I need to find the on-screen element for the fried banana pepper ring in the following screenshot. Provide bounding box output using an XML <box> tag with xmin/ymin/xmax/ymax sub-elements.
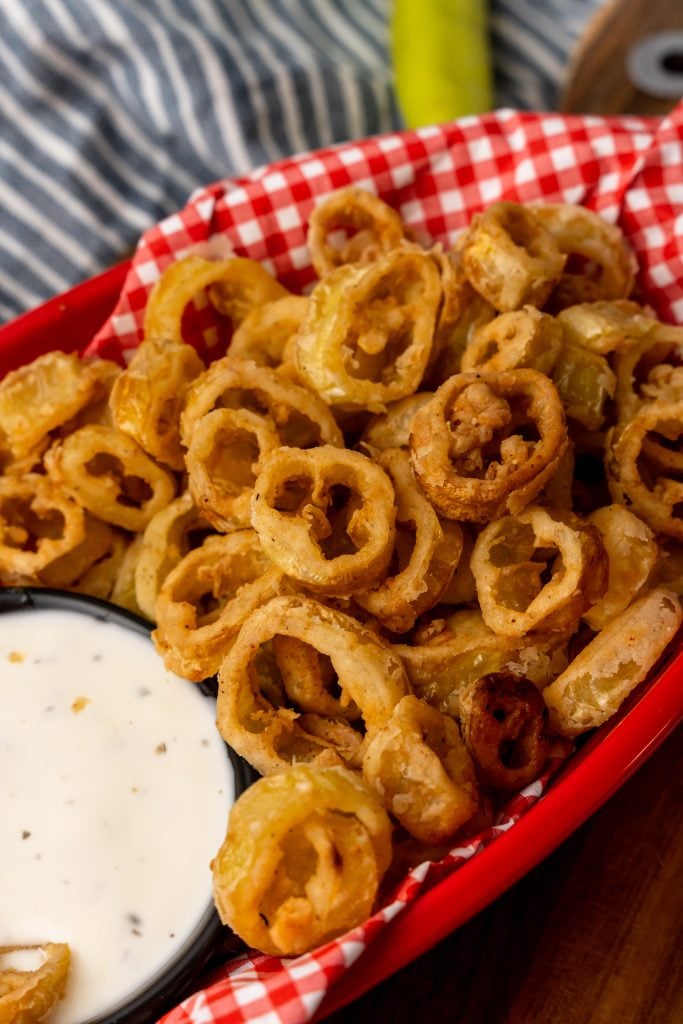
<box><xmin>395</xmin><ymin>609</ymin><xmax>567</xmax><ymax>718</ymax></box>
<box><xmin>362</xmin><ymin>695</ymin><xmax>478</xmax><ymax>844</ymax></box>
<box><xmin>614</xmin><ymin>323</ymin><xmax>683</xmax><ymax>424</ymax></box>
<box><xmin>360</xmin><ymin>393</ymin><xmax>434</xmax><ymax>456</ymax></box>
<box><xmin>458</xmin><ymin>673</ymin><xmax>550</xmax><ymax>792</ymax></box>
<box><xmin>307</xmin><ymin>187</ymin><xmax>406</xmax><ymax>278</ymax></box>
<box><xmin>551</xmin><ymin>341</ymin><xmax>616</xmax><ymax>431</ymax></box>
<box><xmin>532</xmin><ymin>203</ymin><xmax>637</xmax><ymax>309</ymax></box>
<box><xmin>584</xmin><ymin>505</ymin><xmax>658</xmax><ymax>631</ymax></box>
<box><xmin>144</xmin><ymin>255</ymin><xmax>288</xmax><ymax>343</ymax></box>
<box><xmin>134</xmin><ymin>492</ymin><xmax>210</xmax><ymax>622</ymax></box>
<box><xmin>271</xmin><ymin>635</ymin><xmax>361</xmax><ymax>721</ymax></box>
<box><xmin>211</xmin><ymin>763</ymin><xmax>392</xmax><ymax>957</ymax></box>
<box><xmin>460</xmin><ymin>202</ymin><xmax>566</xmax><ymax>312</ymax></box>
<box><xmin>0</xmin><ymin>943</ymin><xmax>71</xmax><ymax>1024</ymax></box>
<box><xmin>251</xmin><ymin>445</ymin><xmax>396</xmax><ymax>596</ymax></box>
<box><xmin>216</xmin><ymin>595</ymin><xmax>409</xmax><ymax>774</ymax></box>
<box><xmin>180</xmin><ymin>356</ymin><xmax>342</xmax><ymax>450</ymax></box>
<box><xmin>410</xmin><ymin>369</ymin><xmax>568</xmax><ymax>521</ymax></box>
<box><xmin>355</xmin><ymin>449</ymin><xmax>463</xmax><ymax>632</ymax></box>
<box><xmin>295</xmin><ymin>246</ymin><xmax>441</xmax><ymax>412</ymax></box>
<box><xmin>461</xmin><ymin>306</ymin><xmax>563</xmax><ymax>376</ymax></box>
<box><xmin>544</xmin><ymin>587</ymin><xmax>682</xmax><ymax>735</ymax></box>
<box><xmin>153</xmin><ymin>531</ymin><xmax>288</xmax><ymax>681</ymax></box>
<box><xmin>45</xmin><ymin>425</ymin><xmax>176</xmax><ymax>532</ymax></box>
<box><xmin>0</xmin><ymin>351</ymin><xmax>116</xmax><ymax>461</ymax></box>
<box><xmin>606</xmin><ymin>400</ymin><xmax>683</xmax><ymax>540</ymax></box>
<box><xmin>424</xmin><ymin>248</ymin><xmax>495</xmax><ymax>387</ymax></box>
<box><xmin>109</xmin><ymin>337</ymin><xmax>204</xmax><ymax>470</ymax></box>
<box><xmin>471</xmin><ymin>505</ymin><xmax>608</xmax><ymax>637</ymax></box>
<box><xmin>228</xmin><ymin>295</ymin><xmax>309</xmax><ymax>374</ymax></box>
<box><xmin>186</xmin><ymin>407</ymin><xmax>281</xmax><ymax>532</ymax></box>
<box><xmin>557</xmin><ymin>300</ymin><xmax>656</xmax><ymax>355</ymax></box>
<box><xmin>0</xmin><ymin>474</ymin><xmax>89</xmax><ymax>582</ymax></box>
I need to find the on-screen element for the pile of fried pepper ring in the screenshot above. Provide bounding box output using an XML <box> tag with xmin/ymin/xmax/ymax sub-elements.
<box><xmin>1</xmin><ymin>190</ymin><xmax>683</xmax><ymax>989</ymax></box>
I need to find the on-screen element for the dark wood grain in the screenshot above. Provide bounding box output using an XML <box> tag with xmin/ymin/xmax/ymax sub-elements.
<box><xmin>324</xmin><ymin>726</ymin><xmax>683</xmax><ymax>1023</ymax></box>
<box><xmin>561</xmin><ymin>0</ymin><xmax>683</xmax><ymax>115</ymax></box>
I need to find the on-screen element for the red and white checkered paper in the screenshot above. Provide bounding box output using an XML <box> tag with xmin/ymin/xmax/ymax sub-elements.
<box><xmin>84</xmin><ymin>104</ymin><xmax>683</xmax><ymax>1023</ymax></box>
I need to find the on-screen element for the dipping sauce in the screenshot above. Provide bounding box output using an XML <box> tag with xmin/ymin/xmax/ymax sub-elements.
<box><xmin>0</xmin><ymin>607</ymin><xmax>234</xmax><ymax>1024</ymax></box>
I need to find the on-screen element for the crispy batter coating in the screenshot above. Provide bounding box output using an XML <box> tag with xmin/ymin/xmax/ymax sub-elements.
<box><xmin>0</xmin><ymin>943</ymin><xmax>71</xmax><ymax>1024</ymax></box>
<box><xmin>211</xmin><ymin>764</ymin><xmax>392</xmax><ymax>956</ymax></box>
<box><xmin>460</xmin><ymin>202</ymin><xmax>566</xmax><ymax>312</ymax></box>
<box><xmin>153</xmin><ymin>531</ymin><xmax>289</xmax><ymax>681</ymax></box>
<box><xmin>606</xmin><ymin>400</ymin><xmax>683</xmax><ymax>540</ymax></box>
<box><xmin>410</xmin><ymin>369</ymin><xmax>568</xmax><ymax>521</ymax></box>
<box><xmin>471</xmin><ymin>505</ymin><xmax>608</xmax><ymax>637</ymax></box>
<box><xmin>362</xmin><ymin>695</ymin><xmax>478</xmax><ymax>843</ymax></box>
<box><xmin>459</xmin><ymin>673</ymin><xmax>550</xmax><ymax>792</ymax></box>
<box><xmin>109</xmin><ymin>336</ymin><xmax>204</xmax><ymax>470</ymax></box>
<box><xmin>216</xmin><ymin>594</ymin><xmax>409</xmax><ymax>774</ymax></box>
<box><xmin>544</xmin><ymin>588</ymin><xmax>682</xmax><ymax>734</ymax></box>
<box><xmin>307</xmin><ymin>187</ymin><xmax>406</xmax><ymax>277</ymax></box>
<box><xmin>251</xmin><ymin>445</ymin><xmax>396</xmax><ymax>596</ymax></box>
<box><xmin>355</xmin><ymin>448</ymin><xmax>463</xmax><ymax>632</ymax></box>
<box><xmin>295</xmin><ymin>246</ymin><xmax>441</xmax><ymax>412</ymax></box>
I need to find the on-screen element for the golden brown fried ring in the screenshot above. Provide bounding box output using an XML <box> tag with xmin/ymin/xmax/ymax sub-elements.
<box><xmin>186</xmin><ymin>407</ymin><xmax>281</xmax><ymax>532</ymax></box>
<box><xmin>153</xmin><ymin>531</ymin><xmax>288</xmax><ymax>681</ymax></box>
<box><xmin>471</xmin><ymin>505</ymin><xmax>608</xmax><ymax>637</ymax></box>
<box><xmin>439</xmin><ymin>522</ymin><xmax>478</xmax><ymax>605</ymax></box>
<box><xmin>551</xmin><ymin>341</ymin><xmax>616</xmax><ymax>431</ymax></box>
<box><xmin>0</xmin><ymin>942</ymin><xmax>71</xmax><ymax>1024</ymax></box>
<box><xmin>134</xmin><ymin>493</ymin><xmax>210</xmax><ymax>622</ymax></box>
<box><xmin>144</xmin><ymin>255</ymin><xmax>288</xmax><ymax>343</ymax></box>
<box><xmin>295</xmin><ymin>247</ymin><xmax>441</xmax><ymax>412</ymax></box>
<box><xmin>584</xmin><ymin>505</ymin><xmax>658</xmax><ymax>630</ymax></box>
<box><xmin>109</xmin><ymin>337</ymin><xmax>204</xmax><ymax>469</ymax></box>
<box><xmin>606</xmin><ymin>400</ymin><xmax>683</xmax><ymax>540</ymax></box>
<box><xmin>544</xmin><ymin>587</ymin><xmax>682</xmax><ymax>735</ymax></box>
<box><xmin>0</xmin><ymin>351</ymin><xmax>113</xmax><ymax>460</ymax></box>
<box><xmin>73</xmin><ymin>529</ymin><xmax>130</xmax><ymax>603</ymax></box>
<box><xmin>460</xmin><ymin>202</ymin><xmax>566</xmax><ymax>312</ymax></box>
<box><xmin>362</xmin><ymin>695</ymin><xmax>478</xmax><ymax>844</ymax></box>
<box><xmin>410</xmin><ymin>369</ymin><xmax>568</xmax><ymax>522</ymax></box>
<box><xmin>251</xmin><ymin>445</ymin><xmax>396</xmax><ymax>596</ymax></box>
<box><xmin>38</xmin><ymin>516</ymin><xmax>114</xmax><ymax>590</ymax></box>
<box><xmin>557</xmin><ymin>300</ymin><xmax>656</xmax><ymax>355</ymax></box>
<box><xmin>307</xmin><ymin>187</ymin><xmax>406</xmax><ymax>277</ymax></box>
<box><xmin>461</xmin><ymin>306</ymin><xmax>563</xmax><ymax>375</ymax></box>
<box><xmin>0</xmin><ymin>474</ymin><xmax>88</xmax><ymax>582</ymax></box>
<box><xmin>109</xmin><ymin>533</ymin><xmax>146</xmax><ymax>617</ymax></box>
<box><xmin>614</xmin><ymin>323</ymin><xmax>683</xmax><ymax>424</ymax></box>
<box><xmin>211</xmin><ymin>763</ymin><xmax>392</xmax><ymax>957</ymax></box>
<box><xmin>271</xmin><ymin>635</ymin><xmax>361</xmax><ymax>721</ymax></box>
<box><xmin>424</xmin><ymin>247</ymin><xmax>495</xmax><ymax>387</ymax></box>
<box><xmin>228</xmin><ymin>295</ymin><xmax>309</xmax><ymax>374</ymax></box>
<box><xmin>180</xmin><ymin>355</ymin><xmax>342</xmax><ymax>450</ymax></box>
<box><xmin>532</xmin><ymin>204</ymin><xmax>637</xmax><ymax>309</ymax></box>
<box><xmin>359</xmin><ymin>393</ymin><xmax>434</xmax><ymax>456</ymax></box>
<box><xmin>216</xmin><ymin>595</ymin><xmax>409</xmax><ymax>775</ymax></box>
<box><xmin>395</xmin><ymin>609</ymin><xmax>568</xmax><ymax>719</ymax></box>
<box><xmin>45</xmin><ymin>425</ymin><xmax>176</xmax><ymax>532</ymax></box>
<box><xmin>355</xmin><ymin>448</ymin><xmax>463</xmax><ymax>632</ymax></box>
<box><xmin>458</xmin><ymin>673</ymin><xmax>550</xmax><ymax>792</ymax></box>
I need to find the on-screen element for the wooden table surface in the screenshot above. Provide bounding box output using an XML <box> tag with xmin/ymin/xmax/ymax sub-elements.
<box><xmin>325</xmin><ymin>725</ymin><xmax>682</xmax><ymax>1024</ymax></box>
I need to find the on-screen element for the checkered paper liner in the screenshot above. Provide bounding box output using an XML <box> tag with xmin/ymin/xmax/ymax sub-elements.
<box><xmin>87</xmin><ymin>102</ymin><xmax>683</xmax><ymax>363</ymax></box>
<box><xmin>83</xmin><ymin>104</ymin><xmax>683</xmax><ymax>1023</ymax></box>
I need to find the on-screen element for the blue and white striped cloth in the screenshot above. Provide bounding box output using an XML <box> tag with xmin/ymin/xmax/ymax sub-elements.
<box><xmin>0</xmin><ymin>0</ymin><xmax>600</xmax><ymax>323</ymax></box>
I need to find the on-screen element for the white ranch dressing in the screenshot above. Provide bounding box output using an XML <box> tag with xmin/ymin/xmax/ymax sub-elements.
<box><xmin>0</xmin><ymin>608</ymin><xmax>234</xmax><ymax>1024</ymax></box>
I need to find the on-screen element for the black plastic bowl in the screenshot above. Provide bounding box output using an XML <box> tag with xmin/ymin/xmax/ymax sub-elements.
<box><xmin>0</xmin><ymin>586</ymin><xmax>256</xmax><ymax>1024</ymax></box>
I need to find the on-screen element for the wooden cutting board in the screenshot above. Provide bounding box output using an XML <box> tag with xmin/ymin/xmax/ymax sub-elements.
<box><xmin>561</xmin><ymin>0</ymin><xmax>683</xmax><ymax>115</ymax></box>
